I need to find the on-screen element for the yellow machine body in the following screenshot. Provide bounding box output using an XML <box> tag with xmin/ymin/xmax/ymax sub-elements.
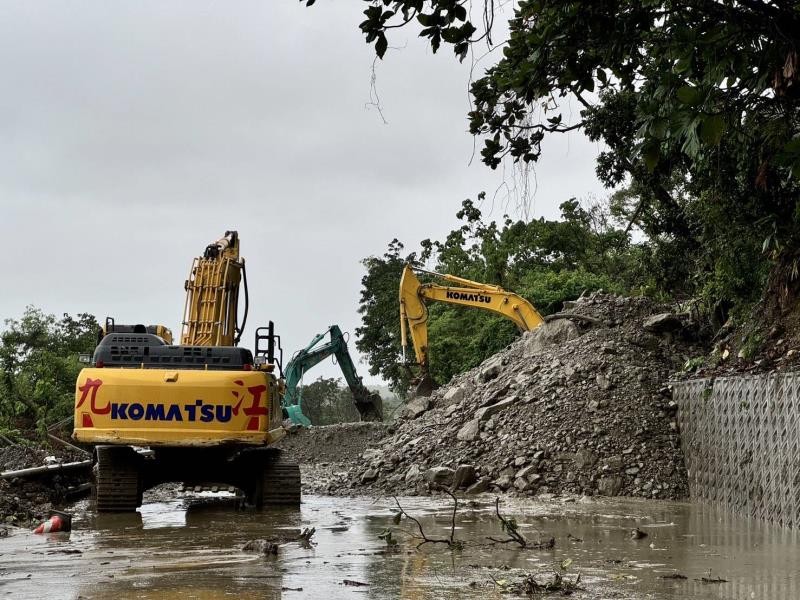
<box><xmin>399</xmin><ymin>264</ymin><xmax>545</xmax><ymax>370</ymax></box>
<box><xmin>73</xmin><ymin>367</ymin><xmax>285</xmax><ymax>447</ymax></box>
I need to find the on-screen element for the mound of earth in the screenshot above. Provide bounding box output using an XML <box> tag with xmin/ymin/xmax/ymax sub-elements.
<box><xmin>320</xmin><ymin>293</ymin><xmax>706</xmax><ymax>500</ymax></box>
<box><xmin>0</xmin><ymin>442</ymin><xmax>89</xmax><ymax>527</ymax></box>
<box><xmin>276</xmin><ymin>422</ymin><xmax>388</xmax><ymax>494</ymax></box>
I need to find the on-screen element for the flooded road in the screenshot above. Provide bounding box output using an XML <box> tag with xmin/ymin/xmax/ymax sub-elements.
<box><xmin>1</xmin><ymin>492</ymin><xmax>798</xmax><ymax>599</ymax></box>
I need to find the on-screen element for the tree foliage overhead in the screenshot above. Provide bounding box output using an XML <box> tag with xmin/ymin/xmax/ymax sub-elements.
<box><xmin>308</xmin><ymin>0</ymin><xmax>800</xmax><ymax>313</ymax></box>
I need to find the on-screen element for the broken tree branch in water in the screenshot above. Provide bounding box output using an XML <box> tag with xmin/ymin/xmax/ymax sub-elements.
<box><xmin>487</xmin><ymin>497</ymin><xmax>555</xmax><ymax>550</ymax></box>
<box><xmin>392</xmin><ymin>487</ymin><xmax>462</xmax><ymax>550</ymax></box>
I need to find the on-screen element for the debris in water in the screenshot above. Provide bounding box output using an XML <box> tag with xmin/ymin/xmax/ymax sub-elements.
<box><xmin>660</xmin><ymin>573</ymin><xmax>688</xmax><ymax>580</ymax></box>
<box><xmin>630</xmin><ymin>527</ymin><xmax>648</xmax><ymax>539</ymax></box>
<box><xmin>342</xmin><ymin>579</ymin><xmax>369</xmax><ymax>587</ymax></box>
<box><xmin>33</xmin><ymin>511</ymin><xmax>71</xmax><ymax>534</ymax></box>
<box><xmin>242</xmin><ymin>539</ymin><xmax>279</xmax><ymax>555</ymax></box>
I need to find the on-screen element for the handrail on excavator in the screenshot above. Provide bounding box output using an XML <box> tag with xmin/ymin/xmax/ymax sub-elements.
<box><xmin>399</xmin><ymin>264</ymin><xmax>544</xmax><ymax>395</ymax></box>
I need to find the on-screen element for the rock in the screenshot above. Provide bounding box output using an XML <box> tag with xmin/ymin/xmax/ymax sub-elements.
<box><xmin>475</xmin><ymin>396</ymin><xmax>518</xmax><ymax>421</ymax></box>
<box><xmin>643</xmin><ymin>313</ymin><xmax>683</xmax><ymax>334</ymax></box>
<box><xmin>596</xmin><ymin>373</ymin><xmax>614</xmax><ymax>390</ymax></box>
<box><xmin>479</xmin><ymin>355</ymin><xmax>505</xmax><ymax>382</ymax></box>
<box><xmin>361</xmin><ymin>449</ymin><xmax>382</xmax><ymax>461</ymax></box>
<box><xmin>442</xmin><ymin>386</ymin><xmax>466</xmax><ymax>406</ymax></box>
<box><xmin>465</xmin><ymin>478</ymin><xmax>491</xmax><ymax>495</ymax></box>
<box><xmin>514</xmin><ymin>477</ymin><xmax>530</xmax><ymax>491</ymax></box>
<box><xmin>403</xmin><ymin>397</ymin><xmax>431</xmax><ymax>419</ymax></box>
<box><xmin>424</xmin><ymin>466</ymin><xmax>455</xmax><ymax>486</ymax></box>
<box><xmin>597</xmin><ymin>476</ymin><xmax>623</xmax><ymax>496</ymax></box>
<box><xmin>525</xmin><ymin>319</ymin><xmax>580</xmax><ymax>354</ymax></box>
<box><xmin>361</xmin><ymin>469</ymin><xmax>378</xmax><ymax>484</ymax></box>
<box><xmin>573</xmin><ymin>449</ymin><xmax>596</xmax><ymax>470</ymax></box>
<box><xmin>493</xmin><ymin>475</ymin><xmax>513</xmax><ymax>490</ymax></box>
<box><xmin>457</xmin><ymin>419</ymin><xmax>481</xmax><ymax>442</ymax></box>
<box><xmin>515</xmin><ymin>465</ymin><xmax>537</xmax><ymax>480</ymax></box>
<box><xmin>452</xmin><ymin>464</ymin><xmax>477</xmax><ymax>489</ymax></box>
<box><xmin>404</xmin><ymin>465</ymin><xmax>422</xmax><ymax>483</ymax></box>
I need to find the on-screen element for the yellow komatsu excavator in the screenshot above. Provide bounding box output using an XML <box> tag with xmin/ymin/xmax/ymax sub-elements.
<box><xmin>73</xmin><ymin>231</ymin><xmax>299</xmax><ymax>512</ymax></box>
<box><xmin>399</xmin><ymin>264</ymin><xmax>545</xmax><ymax>395</ymax></box>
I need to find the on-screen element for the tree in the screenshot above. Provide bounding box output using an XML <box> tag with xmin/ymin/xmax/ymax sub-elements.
<box><xmin>0</xmin><ymin>308</ymin><xmax>99</xmax><ymax>436</ymax></box>
<box><xmin>358</xmin><ymin>197</ymin><xmax>636</xmax><ymax>388</ymax></box>
<box><xmin>299</xmin><ymin>376</ymin><xmax>361</xmax><ymax>425</ymax></box>
<box><xmin>355</xmin><ymin>239</ymin><xmax>418</xmax><ymax>395</ymax></box>
<box><xmin>311</xmin><ymin>0</ymin><xmax>800</xmax><ymax>316</ymax></box>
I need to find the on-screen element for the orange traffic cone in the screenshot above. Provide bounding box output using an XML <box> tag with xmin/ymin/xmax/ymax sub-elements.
<box><xmin>33</xmin><ymin>511</ymin><xmax>72</xmax><ymax>534</ymax></box>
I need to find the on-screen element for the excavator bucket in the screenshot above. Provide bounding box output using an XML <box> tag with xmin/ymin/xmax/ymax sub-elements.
<box><xmin>355</xmin><ymin>393</ymin><xmax>384</xmax><ymax>422</ymax></box>
<box><xmin>285</xmin><ymin>404</ymin><xmax>312</xmax><ymax>427</ymax></box>
<box><xmin>413</xmin><ymin>374</ymin><xmax>437</xmax><ymax>398</ymax></box>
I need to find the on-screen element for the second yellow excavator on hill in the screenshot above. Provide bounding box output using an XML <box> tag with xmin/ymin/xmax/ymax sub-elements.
<box><xmin>399</xmin><ymin>264</ymin><xmax>545</xmax><ymax>394</ymax></box>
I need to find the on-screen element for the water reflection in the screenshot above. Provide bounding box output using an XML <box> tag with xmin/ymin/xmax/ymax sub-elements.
<box><xmin>1</xmin><ymin>494</ymin><xmax>797</xmax><ymax>599</ymax></box>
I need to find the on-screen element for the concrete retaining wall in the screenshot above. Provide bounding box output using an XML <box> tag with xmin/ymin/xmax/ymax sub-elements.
<box><xmin>673</xmin><ymin>372</ymin><xmax>800</xmax><ymax>528</ymax></box>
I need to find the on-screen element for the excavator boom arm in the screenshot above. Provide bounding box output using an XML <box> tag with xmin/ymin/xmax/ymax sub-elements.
<box><xmin>399</xmin><ymin>264</ymin><xmax>544</xmax><ymax>373</ymax></box>
<box><xmin>180</xmin><ymin>231</ymin><xmax>248</xmax><ymax>347</ymax></box>
<box><xmin>283</xmin><ymin>326</ymin><xmax>382</xmax><ymax>423</ymax></box>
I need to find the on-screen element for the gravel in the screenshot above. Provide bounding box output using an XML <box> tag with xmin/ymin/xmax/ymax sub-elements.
<box><xmin>311</xmin><ymin>293</ymin><xmax>705</xmax><ymax>500</ymax></box>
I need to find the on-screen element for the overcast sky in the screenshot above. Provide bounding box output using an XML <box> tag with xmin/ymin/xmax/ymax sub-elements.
<box><xmin>0</xmin><ymin>2</ymin><xmax>605</xmax><ymax>385</ymax></box>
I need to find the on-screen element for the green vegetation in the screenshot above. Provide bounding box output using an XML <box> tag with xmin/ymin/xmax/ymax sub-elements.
<box><xmin>324</xmin><ymin>1</ymin><xmax>800</xmax><ymax>391</ymax></box>
<box><xmin>0</xmin><ymin>308</ymin><xmax>98</xmax><ymax>439</ymax></box>
<box><xmin>357</xmin><ymin>198</ymin><xmax>639</xmax><ymax>390</ymax></box>
<box><xmin>296</xmin><ymin>376</ymin><xmax>361</xmax><ymax>425</ymax></box>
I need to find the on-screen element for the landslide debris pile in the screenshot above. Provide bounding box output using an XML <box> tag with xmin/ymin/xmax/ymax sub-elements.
<box><xmin>276</xmin><ymin>422</ymin><xmax>388</xmax><ymax>494</ymax></box>
<box><xmin>327</xmin><ymin>293</ymin><xmax>705</xmax><ymax>500</ymax></box>
<box><xmin>0</xmin><ymin>444</ymin><xmax>87</xmax><ymax>526</ymax></box>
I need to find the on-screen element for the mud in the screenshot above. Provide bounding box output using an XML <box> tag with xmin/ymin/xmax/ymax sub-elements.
<box><xmin>1</xmin><ymin>491</ymin><xmax>797</xmax><ymax>599</ymax></box>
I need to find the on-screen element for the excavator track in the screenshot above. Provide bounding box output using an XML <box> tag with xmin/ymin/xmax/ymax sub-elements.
<box><xmin>260</xmin><ymin>458</ymin><xmax>301</xmax><ymax>506</ymax></box>
<box><xmin>95</xmin><ymin>446</ymin><xmax>142</xmax><ymax>512</ymax></box>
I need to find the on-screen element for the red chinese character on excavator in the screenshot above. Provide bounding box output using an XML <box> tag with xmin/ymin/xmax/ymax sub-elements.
<box><xmin>76</xmin><ymin>378</ymin><xmax>110</xmax><ymax>414</ymax></box>
<box><xmin>232</xmin><ymin>379</ymin><xmax>268</xmax><ymax>430</ymax></box>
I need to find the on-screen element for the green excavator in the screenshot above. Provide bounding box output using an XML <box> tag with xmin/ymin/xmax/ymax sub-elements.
<box><xmin>283</xmin><ymin>325</ymin><xmax>383</xmax><ymax>426</ymax></box>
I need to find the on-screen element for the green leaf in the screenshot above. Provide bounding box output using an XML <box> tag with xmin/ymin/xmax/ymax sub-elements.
<box><xmin>376</xmin><ymin>34</ymin><xmax>388</xmax><ymax>58</ymax></box>
<box><xmin>676</xmin><ymin>86</ymin><xmax>703</xmax><ymax>106</ymax></box>
<box><xmin>642</xmin><ymin>144</ymin><xmax>660</xmax><ymax>172</ymax></box>
<box><xmin>674</xmin><ymin>56</ymin><xmax>692</xmax><ymax>74</ymax></box>
<box><xmin>648</xmin><ymin>118</ymin><xmax>668</xmax><ymax>141</ymax></box>
<box><xmin>699</xmin><ymin>114</ymin><xmax>725</xmax><ymax>146</ymax></box>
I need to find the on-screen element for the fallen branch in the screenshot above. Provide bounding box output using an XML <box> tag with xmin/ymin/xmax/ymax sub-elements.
<box><xmin>487</xmin><ymin>497</ymin><xmax>528</xmax><ymax>548</ymax></box>
<box><xmin>487</xmin><ymin>497</ymin><xmax>555</xmax><ymax>550</ymax></box>
<box><xmin>393</xmin><ymin>487</ymin><xmax>462</xmax><ymax>550</ymax></box>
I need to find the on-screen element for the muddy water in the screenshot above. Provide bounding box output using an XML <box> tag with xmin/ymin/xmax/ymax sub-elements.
<box><xmin>1</xmin><ymin>492</ymin><xmax>798</xmax><ymax>599</ymax></box>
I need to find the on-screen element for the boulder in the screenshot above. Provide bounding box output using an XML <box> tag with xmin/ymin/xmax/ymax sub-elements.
<box><xmin>442</xmin><ymin>386</ymin><xmax>466</xmax><ymax>406</ymax></box>
<box><xmin>452</xmin><ymin>464</ymin><xmax>477</xmax><ymax>489</ymax></box>
<box><xmin>525</xmin><ymin>319</ymin><xmax>580</xmax><ymax>354</ymax></box>
<box><xmin>361</xmin><ymin>469</ymin><xmax>378</xmax><ymax>484</ymax></box>
<box><xmin>597</xmin><ymin>476</ymin><xmax>623</xmax><ymax>496</ymax></box>
<box><xmin>642</xmin><ymin>313</ymin><xmax>683</xmax><ymax>334</ymax></box>
<box><xmin>456</xmin><ymin>419</ymin><xmax>481</xmax><ymax>442</ymax></box>
<box><xmin>424</xmin><ymin>466</ymin><xmax>455</xmax><ymax>486</ymax></box>
<box><xmin>404</xmin><ymin>464</ymin><xmax>422</xmax><ymax>483</ymax></box>
<box><xmin>403</xmin><ymin>397</ymin><xmax>431</xmax><ymax>419</ymax></box>
<box><xmin>479</xmin><ymin>355</ymin><xmax>505</xmax><ymax>382</ymax></box>
<box><xmin>465</xmin><ymin>478</ymin><xmax>491</xmax><ymax>495</ymax></box>
<box><xmin>475</xmin><ymin>396</ymin><xmax>518</xmax><ymax>421</ymax></box>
